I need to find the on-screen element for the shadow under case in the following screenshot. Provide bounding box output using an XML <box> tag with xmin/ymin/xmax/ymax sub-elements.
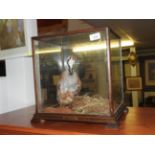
<box><xmin>31</xmin><ymin>28</ymin><xmax>127</xmax><ymax>125</ymax></box>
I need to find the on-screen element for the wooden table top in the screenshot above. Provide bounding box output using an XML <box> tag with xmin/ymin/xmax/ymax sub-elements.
<box><xmin>0</xmin><ymin>106</ymin><xmax>155</xmax><ymax>134</ymax></box>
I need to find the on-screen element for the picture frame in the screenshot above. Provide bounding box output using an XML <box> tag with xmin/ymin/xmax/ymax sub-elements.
<box><xmin>126</xmin><ymin>76</ymin><xmax>142</xmax><ymax>91</ymax></box>
<box><xmin>145</xmin><ymin>59</ymin><xmax>155</xmax><ymax>86</ymax></box>
<box><xmin>0</xmin><ymin>20</ymin><xmax>25</xmax><ymax>50</ymax></box>
<box><xmin>0</xmin><ymin>20</ymin><xmax>37</xmax><ymax>60</ymax></box>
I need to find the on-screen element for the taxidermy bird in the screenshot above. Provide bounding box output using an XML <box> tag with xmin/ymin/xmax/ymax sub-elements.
<box><xmin>57</xmin><ymin>55</ymin><xmax>81</xmax><ymax>107</ymax></box>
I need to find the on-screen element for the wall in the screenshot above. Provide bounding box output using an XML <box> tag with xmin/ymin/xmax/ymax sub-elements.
<box><xmin>68</xmin><ymin>19</ymin><xmax>93</xmax><ymax>31</ymax></box>
<box><xmin>0</xmin><ymin>57</ymin><xmax>35</xmax><ymax>113</ymax></box>
<box><xmin>0</xmin><ymin>19</ymin><xmax>37</xmax><ymax>114</ymax></box>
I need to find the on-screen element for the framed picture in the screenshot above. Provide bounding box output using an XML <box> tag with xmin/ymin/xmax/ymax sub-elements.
<box><xmin>145</xmin><ymin>59</ymin><xmax>155</xmax><ymax>86</ymax></box>
<box><xmin>126</xmin><ymin>76</ymin><xmax>142</xmax><ymax>91</ymax></box>
<box><xmin>0</xmin><ymin>19</ymin><xmax>25</xmax><ymax>50</ymax></box>
<box><xmin>0</xmin><ymin>19</ymin><xmax>37</xmax><ymax>59</ymax></box>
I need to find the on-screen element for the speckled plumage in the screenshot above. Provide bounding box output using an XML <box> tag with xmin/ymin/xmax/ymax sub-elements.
<box><xmin>57</xmin><ymin>56</ymin><xmax>81</xmax><ymax>107</ymax></box>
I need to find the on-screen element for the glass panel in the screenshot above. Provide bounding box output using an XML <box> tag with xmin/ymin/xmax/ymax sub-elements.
<box><xmin>33</xmin><ymin>36</ymin><xmax>62</xmax><ymax>112</ymax></box>
<box><xmin>110</xmin><ymin>31</ymin><xmax>124</xmax><ymax>111</ymax></box>
<box><xmin>33</xmin><ymin>30</ymin><xmax>110</xmax><ymax>115</ymax></box>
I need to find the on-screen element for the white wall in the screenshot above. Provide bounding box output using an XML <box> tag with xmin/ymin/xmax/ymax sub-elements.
<box><xmin>0</xmin><ymin>57</ymin><xmax>35</xmax><ymax>114</ymax></box>
<box><xmin>0</xmin><ymin>19</ymin><xmax>37</xmax><ymax>114</ymax></box>
<box><xmin>0</xmin><ymin>77</ymin><xmax>8</xmax><ymax>113</ymax></box>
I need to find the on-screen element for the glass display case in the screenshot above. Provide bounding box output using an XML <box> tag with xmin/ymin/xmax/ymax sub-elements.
<box><xmin>31</xmin><ymin>28</ymin><xmax>127</xmax><ymax>125</ymax></box>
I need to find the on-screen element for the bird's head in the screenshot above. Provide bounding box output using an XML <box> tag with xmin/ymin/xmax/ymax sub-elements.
<box><xmin>66</xmin><ymin>55</ymin><xmax>77</xmax><ymax>75</ymax></box>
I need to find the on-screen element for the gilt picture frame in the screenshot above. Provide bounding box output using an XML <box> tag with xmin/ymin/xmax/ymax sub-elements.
<box><xmin>126</xmin><ymin>76</ymin><xmax>142</xmax><ymax>91</ymax></box>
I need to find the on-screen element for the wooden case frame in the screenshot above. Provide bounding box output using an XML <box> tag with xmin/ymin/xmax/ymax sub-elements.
<box><xmin>31</xmin><ymin>27</ymin><xmax>127</xmax><ymax>126</ymax></box>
